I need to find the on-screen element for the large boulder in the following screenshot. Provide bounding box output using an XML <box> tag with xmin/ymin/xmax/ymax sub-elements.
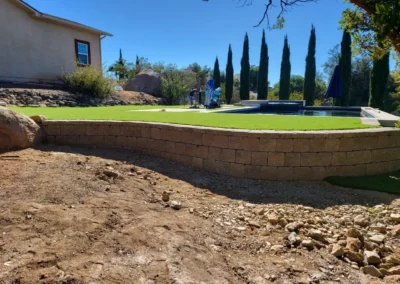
<box><xmin>123</xmin><ymin>71</ymin><xmax>161</xmax><ymax>96</ymax></box>
<box><xmin>0</xmin><ymin>107</ymin><xmax>44</xmax><ymax>153</ymax></box>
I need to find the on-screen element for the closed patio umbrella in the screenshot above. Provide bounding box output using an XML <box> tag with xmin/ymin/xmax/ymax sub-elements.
<box><xmin>324</xmin><ymin>65</ymin><xmax>343</xmax><ymax>106</ymax></box>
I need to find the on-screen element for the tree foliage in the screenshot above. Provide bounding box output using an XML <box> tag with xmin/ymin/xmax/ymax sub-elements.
<box><xmin>257</xmin><ymin>30</ymin><xmax>269</xmax><ymax>100</ymax></box>
<box><xmin>250</xmin><ymin>66</ymin><xmax>259</xmax><ymax>91</ymax></box>
<box><xmin>279</xmin><ymin>36</ymin><xmax>291</xmax><ymax>100</ymax></box>
<box><xmin>337</xmin><ymin>31</ymin><xmax>352</xmax><ymax>106</ymax></box>
<box><xmin>369</xmin><ymin>52</ymin><xmax>390</xmax><ymax>109</ymax></box>
<box><xmin>161</xmin><ymin>65</ymin><xmax>196</xmax><ymax>105</ymax></box>
<box><xmin>322</xmin><ymin>45</ymin><xmax>340</xmax><ymax>80</ymax></box>
<box><xmin>213</xmin><ymin>57</ymin><xmax>221</xmax><ymax>88</ymax></box>
<box><xmin>304</xmin><ymin>25</ymin><xmax>316</xmax><ymax>106</ymax></box>
<box><xmin>108</xmin><ymin>49</ymin><xmax>129</xmax><ymax>80</ymax></box>
<box><xmin>225</xmin><ymin>45</ymin><xmax>234</xmax><ymax>104</ymax></box>
<box><xmin>240</xmin><ymin>33</ymin><xmax>250</xmax><ymax>100</ymax></box>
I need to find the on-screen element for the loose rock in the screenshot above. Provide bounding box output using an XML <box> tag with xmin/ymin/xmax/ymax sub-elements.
<box><xmin>364</xmin><ymin>250</ymin><xmax>381</xmax><ymax>265</ymax></box>
<box><xmin>162</xmin><ymin>191</ymin><xmax>170</xmax><ymax>202</ymax></box>
<box><xmin>347</xmin><ymin>228</ymin><xmax>362</xmax><ymax>238</ymax></box>
<box><xmin>331</xmin><ymin>244</ymin><xmax>344</xmax><ymax>257</ymax></box>
<box><xmin>301</xmin><ymin>240</ymin><xmax>315</xmax><ymax>249</ymax></box>
<box><xmin>388</xmin><ymin>266</ymin><xmax>400</xmax><ymax>275</ymax></box>
<box><xmin>369</xmin><ymin>234</ymin><xmax>385</xmax><ymax>244</ymax></box>
<box><xmin>362</xmin><ymin>266</ymin><xmax>383</xmax><ymax>278</ymax></box>
<box><xmin>354</xmin><ymin>215</ymin><xmax>369</xmax><ymax>227</ymax></box>
<box><xmin>170</xmin><ymin>200</ymin><xmax>181</xmax><ymax>210</ymax></box>
<box><xmin>248</xmin><ymin>220</ymin><xmax>261</xmax><ymax>228</ymax></box>
<box><xmin>346</xmin><ymin>237</ymin><xmax>362</xmax><ymax>252</ymax></box>
<box><xmin>345</xmin><ymin>251</ymin><xmax>364</xmax><ymax>262</ymax></box>
<box><xmin>390</xmin><ymin>214</ymin><xmax>400</xmax><ymax>223</ymax></box>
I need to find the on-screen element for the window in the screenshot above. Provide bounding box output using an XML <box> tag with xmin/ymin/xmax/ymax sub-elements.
<box><xmin>75</xmin><ymin>40</ymin><xmax>91</xmax><ymax>66</ymax></box>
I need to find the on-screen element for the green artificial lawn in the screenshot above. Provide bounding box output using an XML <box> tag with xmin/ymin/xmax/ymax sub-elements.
<box><xmin>10</xmin><ymin>105</ymin><xmax>373</xmax><ymax>131</ymax></box>
<box><xmin>325</xmin><ymin>171</ymin><xmax>400</xmax><ymax>195</ymax></box>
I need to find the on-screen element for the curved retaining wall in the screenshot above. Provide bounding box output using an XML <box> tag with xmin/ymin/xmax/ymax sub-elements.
<box><xmin>43</xmin><ymin>121</ymin><xmax>400</xmax><ymax>181</ymax></box>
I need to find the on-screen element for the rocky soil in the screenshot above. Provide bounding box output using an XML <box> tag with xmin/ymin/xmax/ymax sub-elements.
<box><xmin>0</xmin><ymin>146</ymin><xmax>399</xmax><ymax>284</ymax></box>
<box><xmin>0</xmin><ymin>88</ymin><xmax>162</xmax><ymax>107</ymax></box>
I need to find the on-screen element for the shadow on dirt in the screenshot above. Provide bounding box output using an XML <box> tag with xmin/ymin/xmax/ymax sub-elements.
<box><xmin>35</xmin><ymin>144</ymin><xmax>398</xmax><ymax>209</ymax></box>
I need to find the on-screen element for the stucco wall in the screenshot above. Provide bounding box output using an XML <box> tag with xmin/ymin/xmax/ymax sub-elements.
<box><xmin>43</xmin><ymin>121</ymin><xmax>400</xmax><ymax>181</ymax></box>
<box><xmin>0</xmin><ymin>0</ymin><xmax>101</xmax><ymax>81</ymax></box>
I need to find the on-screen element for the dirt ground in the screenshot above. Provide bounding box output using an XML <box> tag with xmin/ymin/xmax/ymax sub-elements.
<box><xmin>0</xmin><ymin>146</ymin><xmax>399</xmax><ymax>284</ymax></box>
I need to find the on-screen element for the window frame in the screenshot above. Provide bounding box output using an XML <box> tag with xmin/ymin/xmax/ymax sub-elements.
<box><xmin>74</xmin><ymin>39</ymin><xmax>91</xmax><ymax>66</ymax></box>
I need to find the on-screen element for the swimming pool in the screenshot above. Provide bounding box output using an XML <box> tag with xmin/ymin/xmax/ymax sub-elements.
<box><xmin>226</xmin><ymin>109</ymin><xmax>368</xmax><ymax>117</ymax></box>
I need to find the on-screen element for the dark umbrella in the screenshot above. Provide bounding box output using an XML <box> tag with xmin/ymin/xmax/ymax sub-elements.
<box><xmin>324</xmin><ymin>65</ymin><xmax>343</xmax><ymax>105</ymax></box>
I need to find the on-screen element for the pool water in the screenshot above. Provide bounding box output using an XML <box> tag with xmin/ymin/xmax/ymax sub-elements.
<box><xmin>223</xmin><ymin>109</ymin><xmax>370</xmax><ymax>118</ymax></box>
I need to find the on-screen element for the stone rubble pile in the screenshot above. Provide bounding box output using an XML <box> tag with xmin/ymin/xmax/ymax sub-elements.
<box><xmin>195</xmin><ymin>201</ymin><xmax>400</xmax><ymax>279</ymax></box>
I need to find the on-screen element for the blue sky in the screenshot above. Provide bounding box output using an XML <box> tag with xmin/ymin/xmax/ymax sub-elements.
<box><xmin>26</xmin><ymin>0</ymin><xmax>352</xmax><ymax>84</ymax></box>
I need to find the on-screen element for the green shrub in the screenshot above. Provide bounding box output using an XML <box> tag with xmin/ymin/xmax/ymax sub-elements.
<box><xmin>395</xmin><ymin>120</ymin><xmax>400</xmax><ymax>128</ymax></box>
<box><xmin>289</xmin><ymin>92</ymin><xmax>303</xmax><ymax>101</ymax></box>
<box><xmin>63</xmin><ymin>66</ymin><xmax>114</xmax><ymax>98</ymax></box>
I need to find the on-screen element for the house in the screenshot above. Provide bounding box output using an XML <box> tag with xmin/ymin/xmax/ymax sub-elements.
<box><xmin>0</xmin><ymin>0</ymin><xmax>112</xmax><ymax>83</ymax></box>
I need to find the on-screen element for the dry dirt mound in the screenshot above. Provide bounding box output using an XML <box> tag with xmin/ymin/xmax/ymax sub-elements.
<box><xmin>0</xmin><ymin>146</ymin><xmax>399</xmax><ymax>284</ymax></box>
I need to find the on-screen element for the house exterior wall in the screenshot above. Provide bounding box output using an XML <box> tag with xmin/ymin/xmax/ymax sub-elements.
<box><xmin>0</xmin><ymin>0</ymin><xmax>102</xmax><ymax>82</ymax></box>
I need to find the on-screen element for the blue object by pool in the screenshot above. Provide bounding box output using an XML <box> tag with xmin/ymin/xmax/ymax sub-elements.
<box><xmin>325</xmin><ymin>65</ymin><xmax>343</xmax><ymax>99</ymax></box>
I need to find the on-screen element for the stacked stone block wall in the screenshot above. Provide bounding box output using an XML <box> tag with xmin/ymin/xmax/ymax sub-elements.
<box><xmin>43</xmin><ymin>121</ymin><xmax>400</xmax><ymax>181</ymax></box>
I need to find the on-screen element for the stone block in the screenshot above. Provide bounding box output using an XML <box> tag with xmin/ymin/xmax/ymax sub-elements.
<box><xmin>197</xmin><ymin>146</ymin><xmax>209</xmax><ymax>159</ymax></box>
<box><xmin>339</xmin><ymin>138</ymin><xmax>354</xmax><ymax>151</ymax></box>
<box><xmin>325</xmin><ymin>138</ymin><xmax>340</xmax><ymax>152</ymax></box>
<box><xmin>55</xmin><ymin>135</ymin><xmax>68</xmax><ymax>145</ymax></box>
<box><xmin>87</xmin><ymin>125</ymin><xmax>100</xmax><ymax>136</ymax></box>
<box><xmin>228</xmin><ymin>136</ymin><xmax>243</xmax><ymax>149</ymax></box>
<box><xmin>203</xmin><ymin>159</ymin><xmax>217</xmax><ymax>172</ymax></box>
<box><xmin>108</xmin><ymin>125</ymin><xmax>123</xmax><ymax>136</ymax></box>
<box><xmin>236</xmin><ymin>150</ymin><xmax>252</xmax><ymax>164</ymax></box>
<box><xmin>346</xmin><ymin>150</ymin><xmax>371</xmax><ymax>165</ymax></box>
<box><xmin>176</xmin><ymin>155</ymin><xmax>192</xmax><ymax>166</ymax></box>
<box><xmin>367</xmin><ymin>162</ymin><xmax>394</xmax><ymax>175</ymax></box>
<box><xmin>251</xmin><ymin>152</ymin><xmax>268</xmax><ymax>166</ymax></box>
<box><xmin>230</xmin><ymin>163</ymin><xmax>245</xmax><ymax>177</ymax></box>
<box><xmin>259</xmin><ymin>138</ymin><xmax>276</xmax><ymax>152</ymax></box>
<box><xmin>104</xmin><ymin>136</ymin><xmax>116</xmax><ymax>146</ymax></box>
<box><xmin>165</xmin><ymin>141</ymin><xmax>176</xmax><ymax>153</ymax></box>
<box><xmin>115</xmin><ymin>136</ymin><xmax>130</xmax><ymax>147</ymax></box>
<box><xmin>46</xmin><ymin>124</ymin><xmax>61</xmax><ymax>136</ymax></box>
<box><xmin>284</xmin><ymin>153</ymin><xmax>301</xmax><ymax>166</ymax></box>
<box><xmin>97</xmin><ymin>124</ymin><xmax>111</xmax><ymax>136</ymax></box>
<box><xmin>340</xmin><ymin>164</ymin><xmax>366</xmax><ymax>177</ymax></box>
<box><xmin>174</xmin><ymin>143</ymin><xmax>186</xmax><ymax>154</ymax></box>
<box><xmin>221</xmin><ymin>149</ymin><xmax>236</xmax><ymax>163</ymax></box>
<box><xmin>310</xmin><ymin>167</ymin><xmax>328</xmax><ymax>180</ymax></box>
<box><xmin>293</xmin><ymin>139</ymin><xmax>310</xmax><ymax>153</ymax></box>
<box><xmin>181</xmin><ymin>131</ymin><xmax>203</xmax><ymax>145</ymax></box>
<box><xmin>208</xmin><ymin>147</ymin><xmax>222</xmax><ymax>161</ymax></box>
<box><xmin>203</xmin><ymin>134</ymin><xmax>229</xmax><ymax>148</ymax></box>
<box><xmin>244</xmin><ymin>165</ymin><xmax>261</xmax><ymax>179</ymax></box>
<box><xmin>364</xmin><ymin>136</ymin><xmax>379</xmax><ymax>150</ymax></box>
<box><xmin>275</xmin><ymin>139</ymin><xmax>293</xmax><ymax>152</ymax></box>
<box><xmin>260</xmin><ymin>166</ymin><xmax>278</xmax><ymax>180</ymax></box>
<box><xmin>73</xmin><ymin>124</ymin><xmax>87</xmax><ymax>135</ymax></box>
<box><xmin>150</xmin><ymin>128</ymin><xmax>161</xmax><ymax>140</ymax></box>
<box><xmin>276</xmin><ymin>167</ymin><xmax>294</xmax><ymax>181</ymax></box>
<box><xmin>301</xmin><ymin>153</ymin><xmax>332</xmax><ymax>167</ymax></box>
<box><xmin>216</xmin><ymin>161</ymin><xmax>230</xmax><ymax>175</ymax></box>
<box><xmin>308</xmin><ymin>138</ymin><xmax>326</xmax><ymax>152</ymax></box>
<box><xmin>192</xmin><ymin>157</ymin><xmax>203</xmax><ymax>169</ymax></box>
<box><xmin>47</xmin><ymin>136</ymin><xmax>55</xmax><ymax>143</ymax></box>
<box><xmin>184</xmin><ymin>144</ymin><xmax>197</xmax><ymax>157</ymax></box>
<box><xmin>60</xmin><ymin>124</ymin><xmax>75</xmax><ymax>136</ymax></box>
<box><xmin>140</xmin><ymin>127</ymin><xmax>152</xmax><ymax>138</ymax></box>
<box><xmin>294</xmin><ymin>167</ymin><xmax>311</xmax><ymax>181</ymax></box>
<box><xmin>332</xmin><ymin>152</ymin><xmax>347</xmax><ymax>166</ymax></box>
<box><xmin>240</xmin><ymin>137</ymin><xmax>260</xmax><ymax>151</ymax></box>
<box><xmin>371</xmin><ymin>148</ymin><xmax>393</xmax><ymax>162</ymax></box>
<box><xmin>268</xmin><ymin>152</ymin><xmax>285</xmax><ymax>166</ymax></box>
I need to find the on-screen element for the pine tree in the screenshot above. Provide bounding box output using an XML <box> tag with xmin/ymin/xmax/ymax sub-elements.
<box><xmin>257</xmin><ymin>30</ymin><xmax>269</xmax><ymax>100</ymax></box>
<box><xmin>369</xmin><ymin>52</ymin><xmax>390</xmax><ymax>109</ymax></box>
<box><xmin>303</xmin><ymin>25</ymin><xmax>316</xmax><ymax>106</ymax></box>
<box><xmin>337</xmin><ymin>31</ymin><xmax>352</xmax><ymax>106</ymax></box>
<box><xmin>240</xmin><ymin>33</ymin><xmax>250</xmax><ymax>100</ymax></box>
<box><xmin>225</xmin><ymin>45</ymin><xmax>234</xmax><ymax>104</ymax></box>
<box><xmin>279</xmin><ymin>36</ymin><xmax>291</xmax><ymax>100</ymax></box>
<box><xmin>118</xmin><ymin>49</ymin><xmax>124</xmax><ymax>65</ymax></box>
<box><xmin>213</xmin><ymin>57</ymin><xmax>221</xmax><ymax>88</ymax></box>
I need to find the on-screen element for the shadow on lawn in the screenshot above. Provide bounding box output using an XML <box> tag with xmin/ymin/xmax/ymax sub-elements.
<box><xmin>36</xmin><ymin>144</ymin><xmax>399</xmax><ymax>209</ymax></box>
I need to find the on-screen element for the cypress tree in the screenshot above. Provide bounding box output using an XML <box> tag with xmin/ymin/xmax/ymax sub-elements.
<box><xmin>303</xmin><ymin>25</ymin><xmax>316</xmax><ymax>106</ymax></box>
<box><xmin>337</xmin><ymin>31</ymin><xmax>352</xmax><ymax>106</ymax></box>
<box><xmin>213</xmin><ymin>57</ymin><xmax>221</xmax><ymax>88</ymax></box>
<box><xmin>118</xmin><ymin>49</ymin><xmax>124</xmax><ymax>65</ymax></box>
<box><xmin>369</xmin><ymin>52</ymin><xmax>390</xmax><ymax>109</ymax></box>
<box><xmin>279</xmin><ymin>35</ymin><xmax>291</xmax><ymax>100</ymax></box>
<box><xmin>240</xmin><ymin>33</ymin><xmax>250</xmax><ymax>100</ymax></box>
<box><xmin>257</xmin><ymin>30</ymin><xmax>269</xmax><ymax>100</ymax></box>
<box><xmin>225</xmin><ymin>45</ymin><xmax>234</xmax><ymax>104</ymax></box>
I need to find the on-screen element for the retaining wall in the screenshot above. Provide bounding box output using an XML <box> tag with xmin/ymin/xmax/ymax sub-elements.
<box><xmin>43</xmin><ymin>121</ymin><xmax>400</xmax><ymax>181</ymax></box>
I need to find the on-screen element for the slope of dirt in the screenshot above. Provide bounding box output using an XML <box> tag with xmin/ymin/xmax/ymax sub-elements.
<box><xmin>0</xmin><ymin>146</ymin><xmax>399</xmax><ymax>284</ymax></box>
